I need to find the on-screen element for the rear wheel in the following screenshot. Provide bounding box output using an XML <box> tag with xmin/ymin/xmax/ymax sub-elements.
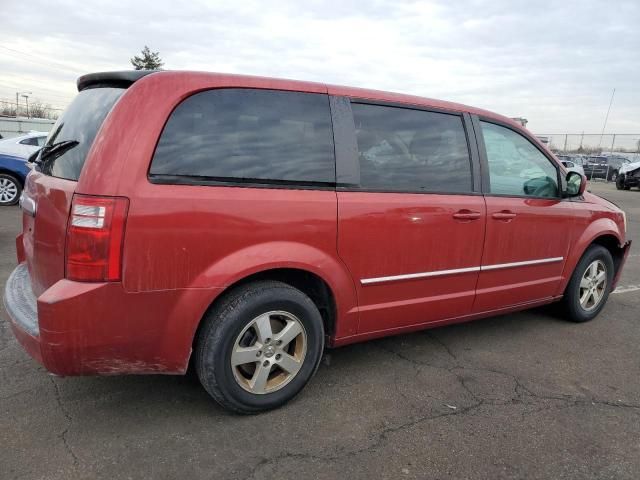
<box><xmin>562</xmin><ymin>245</ymin><xmax>614</xmax><ymax>322</ymax></box>
<box><xmin>195</xmin><ymin>280</ymin><xmax>324</xmax><ymax>414</ymax></box>
<box><xmin>0</xmin><ymin>174</ymin><xmax>21</xmax><ymax>206</ymax></box>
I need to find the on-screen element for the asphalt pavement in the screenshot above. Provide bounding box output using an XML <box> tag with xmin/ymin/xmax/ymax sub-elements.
<box><xmin>1</xmin><ymin>181</ymin><xmax>639</xmax><ymax>480</ymax></box>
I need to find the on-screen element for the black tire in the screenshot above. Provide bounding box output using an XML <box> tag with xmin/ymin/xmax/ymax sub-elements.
<box><xmin>195</xmin><ymin>280</ymin><xmax>324</xmax><ymax>414</ymax></box>
<box><xmin>0</xmin><ymin>173</ymin><xmax>22</xmax><ymax>206</ymax></box>
<box><xmin>562</xmin><ymin>245</ymin><xmax>614</xmax><ymax>323</ymax></box>
<box><xmin>615</xmin><ymin>175</ymin><xmax>625</xmax><ymax>190</ymax></box>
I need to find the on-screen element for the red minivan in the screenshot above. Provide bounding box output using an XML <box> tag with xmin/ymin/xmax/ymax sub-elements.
<box><xmin>3</xmin><ymin>71</ymin><xmax>631</xmax><ymax>413</ymax></box>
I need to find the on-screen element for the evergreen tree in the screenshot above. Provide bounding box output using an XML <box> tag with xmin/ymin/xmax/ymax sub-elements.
<box><xmin>130</xmin><ymin>46</ymin><xmax>164</xmax><ymax>70</ymax></box>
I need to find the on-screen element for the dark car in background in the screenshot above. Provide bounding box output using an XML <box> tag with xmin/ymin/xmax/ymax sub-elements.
<box><xmin>0</xmin><ymin>153</ymin><xmax>31</xmax><ymax>206</ymax></box>
<box><xmin>583</xmin><ymin>155</ymin><xmax>630</xmax><ymax>181</ymax></box>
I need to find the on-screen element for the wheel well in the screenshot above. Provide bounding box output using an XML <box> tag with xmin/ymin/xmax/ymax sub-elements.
<box><xmin>195</xmin><ymin>268</ymin><xmax>337</xmax><ymax>343</ymax></box>
<box><xmin>590</xmin><ymin>234</ymin><xmax>624</xmax><ymax>275</ymax></box>
<box><xmin>0</xmin><ymin>168</ymin><xmax>24</xmax><ymax>186</ymax></box>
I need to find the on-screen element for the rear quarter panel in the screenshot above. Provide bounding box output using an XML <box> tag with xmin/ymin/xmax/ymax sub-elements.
<box><xmin>76</xmin><ymin>73</ymin><xmax>358</xmax><ymax>346</ymax></box>
<box><xmin>121</xmin><ymin>182</ymin><xmax>358</xmax><ymax>339</ymax></box>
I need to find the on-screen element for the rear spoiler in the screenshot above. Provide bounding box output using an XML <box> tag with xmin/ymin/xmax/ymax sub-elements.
<box><xmin>77</xmin><ymin>70</ymin><xmax>157</xmax><ymax>92</ymax></box>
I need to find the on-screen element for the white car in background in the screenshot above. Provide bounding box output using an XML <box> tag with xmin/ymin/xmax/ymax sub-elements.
<box><xmin>0</xmin><ymin>131</ymin><xmax>48</xmax><ymax>158</ymax></box>
<box><xmin>557</xmin><ymin>155</ymin><xmax>585</xmax><ymax>176</ymax></box>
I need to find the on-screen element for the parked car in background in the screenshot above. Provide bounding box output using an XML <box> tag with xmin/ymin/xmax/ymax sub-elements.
<box><xmin>556</xmin><ymin>155</ymin><xmax>585</xmax><ymax>175</ymax></box>
<box><xmin>0</xmin><ymin>132</ymin><xmax>48</xmax><ymax>158</ymax></box>
<box><xmin>616</xmin><ymin>160</ymin><xmax>640</xmax><ymax>190</ymax></box>
<box><xmin>0</xmin><ymin>153</ymin><xmax>30</xmax><ymax>205</ymax></box>
<box><xmin>582</xmin><ymin>155</ymin><xmax>629</xmax><ymax>181</ymax></box>
<box><xmin>3</xmin><ymin>70</ymin><xmax>631</xmax><ymax>413</ymax></box>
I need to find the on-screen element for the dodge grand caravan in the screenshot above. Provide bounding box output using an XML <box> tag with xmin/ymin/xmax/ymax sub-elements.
<box><xmin>3</xmin><ymin>71</ymin><xmax>631</xmax><ymax>413</ymax></box>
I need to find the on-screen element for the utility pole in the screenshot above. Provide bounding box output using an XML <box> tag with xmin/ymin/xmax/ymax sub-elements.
<box><xmin>15</xmin><ymin>91</ymin><xmax>32</xmax><ymax>117</ymax></box>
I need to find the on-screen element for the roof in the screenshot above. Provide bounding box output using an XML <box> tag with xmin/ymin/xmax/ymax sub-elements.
<box><xmin>76</xmin><ymin>70</ymin><xmax>517</xmax><ymax>126</ymax></box>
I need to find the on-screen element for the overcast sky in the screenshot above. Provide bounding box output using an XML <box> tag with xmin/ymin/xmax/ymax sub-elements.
<box><xmin>1</xmin><ymin>0</ymin><xmax>638</xmax><ymax>134</ymax></box>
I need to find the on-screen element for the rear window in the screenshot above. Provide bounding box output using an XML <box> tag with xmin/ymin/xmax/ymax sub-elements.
<box><xmin>587</xmin><ymin>157</ymin><xmax>607</xmax><ymax>164</ymax></box>
<box><xmin>39</xmin><ymin>88</ymin><xmax>124</xmax><ymax>180</ymax></box>
<box><xmin>149</xmin><ymin>89</ymin><xmax>335</xmax><ymax>185</ymax></box>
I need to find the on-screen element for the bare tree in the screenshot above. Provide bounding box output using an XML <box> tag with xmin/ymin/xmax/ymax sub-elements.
<box><xmin>0</xmin><ymin>100</ymin><xmax>58</xmax><ymax>119</ymax></box>
<box><xmin>28</xmin><ymin>100</ymin><xmax>59</xmax><ymax>120</ymax></box>
<box><xmin>0</xmin><ymin>101</ymin><xmax>17</xmax><ymax>117</ymax></box>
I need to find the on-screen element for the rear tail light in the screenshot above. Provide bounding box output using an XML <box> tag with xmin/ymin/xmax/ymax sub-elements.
<box><xmin>65</xmin><ymin>194</ymin><xmax>129</xmax><ymax>282</ymax></box>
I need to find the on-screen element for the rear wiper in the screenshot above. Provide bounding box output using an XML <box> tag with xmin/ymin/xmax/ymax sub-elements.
<box><xmin>27</xmin><ymin>148</ymin><xmax>42</xmax><ymax>164</ymax></box>
<box><xmin>39</xmin><ymin>140</ymin><xmax>79</xmax><ymax>161</ymax></box>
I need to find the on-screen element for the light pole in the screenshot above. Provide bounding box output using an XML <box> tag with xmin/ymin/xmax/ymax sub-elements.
<box><xmin>21</xmin><ymin>93</ymin><xmax>31</xmax><ymax>118</ymax></box>
<box><xmin>15</xmin><ymin>91</ymin><xmax>32</xmax><ymax>117</ymax></box>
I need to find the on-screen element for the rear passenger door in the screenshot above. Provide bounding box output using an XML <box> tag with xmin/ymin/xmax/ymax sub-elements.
<box><xmin>332</xmin><ymin>98</ymin><xmax>486</xmax><ymax>334</ymax></box>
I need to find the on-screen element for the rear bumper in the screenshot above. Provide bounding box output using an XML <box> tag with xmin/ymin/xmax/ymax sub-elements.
<box><xmin>3</xmin><ymin>263</ymin><xmax>221</xmax><ymax>376</ymax></box>
<box><xmin>3</xmin><ymin>264</ymin><xmax>43</xmax><ymax>364</ymax></box>
<box><xmin>4</xmin><ymin>263</ymin><xmax>39</xmax><ymax>336</ymax></box>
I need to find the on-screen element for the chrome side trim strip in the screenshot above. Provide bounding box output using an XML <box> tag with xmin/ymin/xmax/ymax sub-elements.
<box><xmin>360</xmin><ymin>257</ymin><xmax>564</xmax><ymax>285</ymax></box>
<box><xmin>360</xmin><ymin>266</ymin><xmax>481</xmax><ymax>285</ymax></box>
<box><xmin>480</xmin><ymin>257</ymin><xmax>564</xmax><ymax>271</ymax></box>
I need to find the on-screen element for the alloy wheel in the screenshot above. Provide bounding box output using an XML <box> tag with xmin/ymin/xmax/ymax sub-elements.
<box><xmin>0</xmin><ymin>177</ymin><xmax>19</xmax><ymax>204</ymax></box>
<box><xmin>231</xmin><ymin>311</ymin><xmax>307</xmax><ymax>394</ymax></box>
<box><xmin>579</xmin><ymin>260</ymin><xmax>607</xmax><ymax>312</ymax></box>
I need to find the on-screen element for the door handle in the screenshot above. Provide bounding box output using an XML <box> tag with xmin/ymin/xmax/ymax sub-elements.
<box><xmin>452</xmin><ymin>210</ymin><xmax>482</xmax><ymax>221</ymax></box>
<box><xmin>492</xmin><ymin>210</ymin><xmax>517</xmax><ymax>221</ymax></box>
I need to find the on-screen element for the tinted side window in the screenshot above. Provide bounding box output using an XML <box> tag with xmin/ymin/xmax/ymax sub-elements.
<box><xmin>150</xmin><ymin>89</ymin><xmax>335</xmax><ymax>185</ymax></box>
<box><xmin>481</xmin><ymin>121</ymin><xmax>559</xmax><ymax>198</ymax></box>
<box><xmin>351</xmin><ymin>103</ymin><xmax>472</xmax><ymax>192</ymax></box>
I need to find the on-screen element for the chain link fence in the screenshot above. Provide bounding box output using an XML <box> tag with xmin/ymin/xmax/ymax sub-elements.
<box><xmin>536</xmin><ymin>133</ymin><xmax>640</xmax><ymax>157</ymax></box>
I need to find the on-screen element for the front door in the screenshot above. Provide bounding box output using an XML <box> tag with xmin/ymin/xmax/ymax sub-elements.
<box><xmin>473</xmin><ymin>119</ymin><xmax>575</xmax><ymax>312</ymax></box>
<box><xmin>336</xmin><ymin>101</ymin><xmax>485</xmax><ymax>334</ymax></box>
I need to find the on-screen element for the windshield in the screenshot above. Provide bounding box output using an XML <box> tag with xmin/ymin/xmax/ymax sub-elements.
<box><xmin>39</xmin><ymin>87</ymin><xmax>124</xmax><ymax>180</ymax></box>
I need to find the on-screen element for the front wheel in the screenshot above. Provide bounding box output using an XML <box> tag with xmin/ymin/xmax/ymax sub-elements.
<box><xmin>195</xmin><ymin>280</ymin><xmax>325</xmax><ymax>414</ymax></box>
<box><xmin>562</xmin><ymin>245</ymin><xmax>614</xmax><ymax>322</ymax></box>
<box><xmin>0</xmin><ymin>174</ymin><xmax>21</xmax><ymax>206</ymax></box>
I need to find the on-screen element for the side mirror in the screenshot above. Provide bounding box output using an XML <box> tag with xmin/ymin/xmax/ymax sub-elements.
<box><xmin>565</xmin><ymin>171</ymin><xmax>586</xmax><ymax>197</ymax></box>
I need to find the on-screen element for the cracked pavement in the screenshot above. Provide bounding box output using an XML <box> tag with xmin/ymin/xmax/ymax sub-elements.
<box><xmin>1</xmin><ymin>182</ymin><xmax>639</xmax><ymax>479</ymax></box>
